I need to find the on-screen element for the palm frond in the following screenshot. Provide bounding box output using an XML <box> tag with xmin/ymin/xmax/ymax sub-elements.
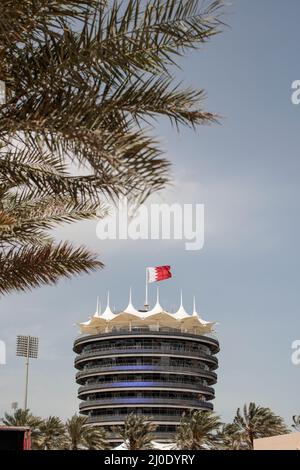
<box><xmin>0</xmin><ymin>242</ymin><xmax>103</xmax><ymax>295</ymax></box>
<box><xmin>65</xmin><ymin>414</ymin><xmax>107</xmax><ymax>450</ymax></box>
<box><xmin>0</xmin><ymin>0</ymin><xmax>225</xmax><ymax>295</ymax></box>
<box><xmin>0</xmin><ymin>0</ymin><xmax>223</xmax><ymax>203</ymax></box>
<box><xmin>234</xmin><ymin>402</ymin><xmax>290</xmax><ymax>449</ymax></box>
<box><xmin>176</xmin><ymin>410</ymin><xmax>222</xmax><ymax>450</ymax></box>
<box><xmin>114</xmin><ymin>413</ymin><xmax>156</xmax><ymax>450</ymax></box>
<box><xmin>0</xmin><ymin>194</ymin><xmax>105</xmax><ymax>248</ymax></box>
<box><xmin>0</xmin><ymin>127</ymin><xmax>170</xmax><ymax>202</ymax></box>
<box><xmin>0</xmin><ymin>1</ymin><xmax>99</xmax><ymax>48</ymax></box>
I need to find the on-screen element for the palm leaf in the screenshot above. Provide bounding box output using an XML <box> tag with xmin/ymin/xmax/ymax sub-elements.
<box><xmin>0</xmin><ymin>0</ymin><xmax>225</xmax><ymax>295</ymax></box>
<box><xmin>0</xmin><ymin>242</ymin><xmax>103</xmax><ymax>295</ymax></box>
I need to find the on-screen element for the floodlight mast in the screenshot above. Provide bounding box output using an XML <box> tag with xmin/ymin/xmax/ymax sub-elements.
<box><xmin>24</xmin><ymin>336</ymin><xmax>30</xmax><ymax>410</ymax></box>
<box><xmin>16</xmin><ymin>336</ymin><xmax>39</xmax><ymax>411</ymax></box>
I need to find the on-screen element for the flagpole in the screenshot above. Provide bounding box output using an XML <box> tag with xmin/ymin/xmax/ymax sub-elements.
<box><xmin>144</xmin><ymin>268</ymin><xmax>149</xmax><ymax>310</ymax></box>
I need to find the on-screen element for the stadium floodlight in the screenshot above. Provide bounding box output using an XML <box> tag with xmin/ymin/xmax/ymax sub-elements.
<box><xmin>16</xmin><ymin>336</ymin><xmax>39</xmax><ymax>410</ymax></box>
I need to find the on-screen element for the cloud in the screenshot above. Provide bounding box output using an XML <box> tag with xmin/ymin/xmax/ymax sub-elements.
<box><xmin>52</xmin><ymin>169</ymin><xmax>290</xmax><ymax>258</ymax></box>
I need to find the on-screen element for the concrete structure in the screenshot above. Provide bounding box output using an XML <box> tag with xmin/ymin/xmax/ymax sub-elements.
<box><xmin>73</xmin><ymin>291</ymin><xmax>219</xmax><ymax>444</ymax></box>
<box><xmin>254</xmin><ymin>433</ymin><xmax>300</xmax><ymax>450</ymax></box>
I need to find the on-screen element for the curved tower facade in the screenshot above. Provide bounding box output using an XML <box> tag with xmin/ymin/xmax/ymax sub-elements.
<box><xmin>73</xmin><ymin>294</ymin><xmax>219</xmax><ymax>444</ymax></box>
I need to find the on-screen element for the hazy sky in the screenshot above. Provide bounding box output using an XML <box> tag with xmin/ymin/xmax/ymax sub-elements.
<box><xmin>1</xmin><ymin>0</ymin><xmax>300</xmax><ymax>424</ymax></box>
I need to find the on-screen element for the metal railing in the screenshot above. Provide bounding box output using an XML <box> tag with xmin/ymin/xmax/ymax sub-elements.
<box><xmin>78</xmin><ymin>381</ymin><xmax>214</xmax><ymax>395</ymax></box>
<box><xmin>75</xmin><ymin>347</ymin><xmax>218</xmax><ymax>365</ymax></box>
<box><xmin>78</xmin><ymin>380</ymin><xmax>214</xmax><ymax>395</ymax></box>
<box><xmin>107</xmin><ymin>433</ymin><xmax>176</xmax><ymax>442</ymax></box>
<box><xmin>83</xmin><ymin>344</ymin><xmax>211</xmax><ymax>355</ymax></box>
<box><xmin>79</xmin><ymin>397</ymin><xmax>213</xmax><ymax>410</ymax></box>
<box><xmin>87</xmin><ymin>414</ymin><xmax>182</xmax><ymax>425</ymax></box>
<box><xmin>74</xmin><ymin>330</ymin><xmax>219</xmax><ymax>352</ymax></box>
<box><xmin>76</xmin><ymin>364</ymin><xmax>217</xmax><ymax>382</ymax></box>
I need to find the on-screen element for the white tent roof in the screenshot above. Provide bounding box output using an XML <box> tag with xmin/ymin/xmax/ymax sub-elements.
<box><xmin>123</xmin><ymin>288</ymin><xmax>140</xmax><ymax>315</ymax></box>
<box><xmin>144</xmin><ymin>289</ymin><xmax>163</xmax><ymax>317</ymax></box>
<box><xmin>113</xmin><ymin>441</ymin><xmax>177</xmax><ymax>450</ymax></box>
<box><xmin>92</xmin><ymin>297</ymin><xmax>101</xmax><ymax>318</ymax></box>
<box><xmin>192</xmin><ymin>298</ymin><xmax>216</xmax><ymax>328</ymax></box>
<box><xmin>77</xmin><ymin>291</ymin><xmax>216</xmax><ymax>335</ymax></box>
<box><xmin>100</xmin><ymin>292</ymin><xmax>115</xmax><ymax>321</ymax></box>
<box><xmin>78</xmin><ymin>318</ymin><xmax>93</xmax><ymax>326</ymax></box>
<box><xmin>173</xmin><ymin>291</ymin><xmax>189</xmax><ymax>320</ymax></box>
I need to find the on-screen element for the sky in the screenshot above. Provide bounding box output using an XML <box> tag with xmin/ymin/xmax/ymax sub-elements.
<box><xmin>1</xmin><ymin>0</ymin><xmax>300</xmax><ymax>425</ymax></box>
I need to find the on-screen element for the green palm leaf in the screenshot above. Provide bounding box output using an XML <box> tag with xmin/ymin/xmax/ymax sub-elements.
<box><xmin>0</xmin><ymin>0</ymin><xmax>224</xmax><ymax>295</ymax></box>
<box><xmin>114</xmin><ymin>413</ymin><xmax>156</xmax><ymax>450</ymax></box>
<box><xmin>234</xmin><ymin>402</ymin><xmax>290</xmax><ymax>449</ymax></box>
<box><xmin>0</xmin><ymin>242</ymin><xmax>103</xmax><ymax>294</ymax></box>
<box><xmin>176</xmin><ymin>410</ymin><xmax>222</xmax><ymax>450</ymax></box>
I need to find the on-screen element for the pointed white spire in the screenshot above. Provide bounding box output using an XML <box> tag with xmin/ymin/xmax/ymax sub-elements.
<box><xmin>192</xmin><ymin>296</ymin><xmax>207</xmax><ymax>323</ymax></box>
<box><xmin>101</xmin><ymin>291</ymin><xmax>115</xmax><ymax>320</ymax></box>
<box><xmin>78</xmin><ymin>289</ymin><xmax>217</xmax><ymax>335</ymax></box>
<box><xmin>93</xmin><ymin>296</ymin><xmax>102</xmax><ymax>318</ymax></box>
<box><xmin>192</xmin><ymin>296</ymin><xmax>198</xmax><ymax>317</ymax></box>
<box><xmin>146</xmin><ymin>287</ymin><xmax>163</xmax><ymax>315</ymax></box>
<box><xmin>124</xmin><ymin>287</ymin><xmax>139</xmax><ymax>315</ymax></box>
<box><xmin>174</xmin><ymin>290</ymin><xmax>188</xmax><ymax>319</ymax></box>
<box><xmin>191</xmin><ymin>296</ymin><xmax>215</xmax><ymax>328</ymax></box>
<box><xmin>129</xmin><ymin>287</ymin><xmax>132</xmax><ymax>304</ymax></box>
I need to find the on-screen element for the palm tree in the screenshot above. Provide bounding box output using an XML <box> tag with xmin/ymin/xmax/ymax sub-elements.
<box><xmin>84</xmin><ymin>426</ymin><xmax>108</xmax><ymax>450</ymax></box>
<box><xmin>0</xmin><ymin>1</ymin><xmax>223</xmax><ymax>200</ymax></box>
<box><xmin>217</xmin><ymin>423</ymin><xmax>247</xmax><ymax>450</ymax></box>
<box><xmin>233</xmin><ymin>402</ymin><xmax>290</xmax><ymax>449</ymax></box>
<box><xmin>0</xmin><ymin>181</ymin><xmax>105</xmax><ymax>294</ymax></box>
<box><xmin>292</xmin><ymin>415</ymin><xmax>300</xmax><ymax>431</ymax></box>
<box><xmin>114</xmin><ymin>413</ymin><xmax>156</xmax><ymax>450</ymax></box>
<box><xmin>0</xmin><ymin>0</ymin><xmax>224</xmax><ymax>295</ymax></box>
<box><xmin>1</xmin><ymin>408</ymin><xmax>42</xmax><ymax>448</ymax></box>
<box><xmin>176</xmin><ymin>410</ymin><xmax>222</xmax><ymax>450</ymax></box>
<box><xmin>36</xmin><ymin>416</ymin><xmax>66</xmax><ymax>450</ymax></box>
<box><xmin>65</xmin><ymin>414</ymin><xmax>107</xmax><ymax>450</ymax></box>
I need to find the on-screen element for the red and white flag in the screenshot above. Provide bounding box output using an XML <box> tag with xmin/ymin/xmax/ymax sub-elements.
<box><xmin>147</xmin><ymin>266</ymin><xmax>172</xmax><ymax>283</ymax></box>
